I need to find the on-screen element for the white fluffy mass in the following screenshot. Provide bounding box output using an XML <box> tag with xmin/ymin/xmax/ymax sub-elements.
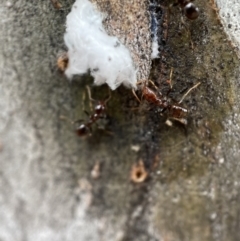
<box><xmin>64</xmin><ymin>0</ymin><xmax>137</xmax><ymax>90</ymax></box>
<box><xmin>149</xmin><ymin>2</ymin><xmax>160</xmax><ymax>59</ymax></box>
<box><xmin>151</xmin><ymin>36</ymin><xmax>159</xmax><ymax>59</ymax></box>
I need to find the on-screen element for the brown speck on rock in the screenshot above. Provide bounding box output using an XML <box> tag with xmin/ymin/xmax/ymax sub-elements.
<box><xmin>91</xmin><ymin>161</ymin><xmax>101</xmax><ymax>179</ymax></box>
<box><xmin>50</xmin><ymin>0</ymin><xmax>62</xmax><ymax>9</ymax></box>
<box><xmin>130</xmin><ymin>160</ymin><xmax>148</xmax><ymax>183</ymax></box>
<box><xmin>57</xmin><ymin>52</ymin><xmax>69</xmax><ymax>72</ymax></box>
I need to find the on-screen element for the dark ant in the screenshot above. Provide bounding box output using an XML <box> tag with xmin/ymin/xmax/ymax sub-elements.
<box><xmin>75</xmin><ymin>86</ymin><xmax>111</xmax><ymax>136</ymax></box>
<box><xmin>60</xmin><ymin>86</ymin><xmax>111</xmax><ymax>137</ymax></box>
<box><xmin>133</xmin><ymin>69</ymin><xmax>200</xmax><ymax>124</ymax></box>
<box><xmin>174</xmin><ymin>0</ymin><xmax>199</xmax><ymax>20</ymax></box>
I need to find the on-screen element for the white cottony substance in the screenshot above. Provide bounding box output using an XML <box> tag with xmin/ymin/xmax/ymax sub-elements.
<box><xmin>64</xmin><ymin>0</ymin><xmax>137</xmax><ymax>90</ymax></box>
<box><xmin>151</xmin><ymin>36</ymin><xmax>159</xmax><ymax>59</ymax></box>
<box><xmin>149</xmin><ymin>2</ymin><xmax>160</xmax><ymax>59</ymax></box>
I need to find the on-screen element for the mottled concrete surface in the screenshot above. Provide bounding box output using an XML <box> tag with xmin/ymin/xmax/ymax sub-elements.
<box><xmin>1</xmin><ymin>0</ymin><xmax>240</xmax><ymax>241</ymax></box>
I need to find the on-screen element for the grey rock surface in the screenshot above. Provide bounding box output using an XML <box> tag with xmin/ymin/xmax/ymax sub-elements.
<box><xmin>1</xmin><ymin>0</ymin><xmax>240</xmax><ymax>241</ymax></box>
<box><xmin>215</xmin><ymin>0</ymin><xmax>240</xmax><ymax>56</ymax></box>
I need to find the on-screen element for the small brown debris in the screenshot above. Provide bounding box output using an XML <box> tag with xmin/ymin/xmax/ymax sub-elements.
<box><xmin>91</xmin><ymin>161</ymin><xmax>101</xmax><ymax>179</ymax></box>
<box><xmin>165</xmin><ymin>119</ymin><xmax>173</xmax><ymax>127</ymax></box>
<box><xmin>77</xmin><ymin>178</ymin><xmax>93</xmax><ymax>209</ymax></box>
<box><xmin>130</xmin><ymin>144</ymin><xmax>140</xmax><ymax>152</ymax></box>
<box><xmin>50</xmin><ymin>0</ymin><xmax>62</xmax><ymax>9</ymax></box>
<box><xmin>151</xmin><ymin>154</ymin><xmax>160</xmax><ymax>170</ymax></box>
<box><xmin>57</xmin><ymin>52</ymin><xmax>68</xmax><ymax>72</ymax></box>
<box><xmin>130</xmin><ymin>160</ymin><xmax>148</xmax><ymax>183</ymax></box>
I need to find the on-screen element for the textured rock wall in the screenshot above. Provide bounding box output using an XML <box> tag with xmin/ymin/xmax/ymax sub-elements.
<box><xmin>1</xmin><ymin>0</ymin><xmax>240</xmax><ymax>241</ymax></box>
<box><xmin>215</xmin><ymin>0</ymin><xmax>240</xmax><ymax>56</ymax></box>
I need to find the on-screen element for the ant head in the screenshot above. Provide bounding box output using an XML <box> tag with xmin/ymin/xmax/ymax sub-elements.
<box><xmin>76</xmin><ymin>124</ymin><xmax>89</xmax><ymax>136</ymax></box>
<box><xmin>184</xmin><ymin>3</ymin><xmax>199</xmax><ymax>20</ymax></box>
<box><xmin>95</xmin><ymin>103</ymin><xmax>105</xmax><ymax>114</ymax></box>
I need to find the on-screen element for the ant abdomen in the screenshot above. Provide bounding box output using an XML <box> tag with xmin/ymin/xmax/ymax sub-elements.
<box><xmin>174</xmin><ymin>0</ymin><xmax>199</xmax><ymax>20</ymax></box>
<box><xmin>168</xmin><ymin>104</ymin><xmax>188</xmax><ymax>119</ymax></box>
<box><xmin>184</xmin><ymin>3</ymin><xmax>199</xmax><ymax>20</ymax></box>
<box><xmin>76</xmin><ymin>124</ymin><xmax>90</xmax><ymax>136</ymax></box>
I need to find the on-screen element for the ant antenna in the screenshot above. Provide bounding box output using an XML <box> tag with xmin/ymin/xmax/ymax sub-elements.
<box><xmin>85</xmin><ymin>85</ymin><xmax>94</xmax><ymax>111</ymax></box>
<box><xmin>82</xmin><ymin>88</ymin><xmax>87</xmax><ymax>111</ymax></box>
<box><xmin>59</xmin><ymin>115</ymin><xmax>74</xmax><ymax>124</ymax></box>
<box><xmin>86</xmin><ymin>85</ymin><xmax>112</xmax><ymax>104</ymax></box>
<box><xmin>132</xmin><ymin>79</ymin><xmax>147</xmax><ymax>103</ymax></box>
<box><xmin>168</xmin><ymin>67</ymin><xmax>174</xmax><ymax>90</ymax></box>
<box><xmin>178</xmin><ymin>82</ymin><xmax>201</xmax><ymax>104</ymax></box>
<box><xmin>166</xmin><ymin>67</ymin><xmax>174</xmax><ymax>96</ymax></box>
<box><xmin>148</xmin><ymin>79</ymin><xmax>159</xmax><ymax>90</ymax></box>
<box><xmin>104</xmin><ymin>87</ymin><xmax>112</xmax><ymax>104</ymax></box>
<box><xmin>86</xmin><ymin>85</ymin><xmax>95</xmax><ymax>101</ymax></box>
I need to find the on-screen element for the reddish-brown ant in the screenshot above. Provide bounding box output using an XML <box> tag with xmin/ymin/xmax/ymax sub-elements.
<box><xmin>133</xmin><ymin>69</ymin><xmax>200</xmax><ymax>124</ymax></box>
<box><xmin>174</xmin><ymin>0</ymin><xmax>199</xmax><ymax>20</ymax></box>
<box><xmin>75</xmin><ymin>86</ymin><xmax>111</xmax><ymax>136</ymax></box>
<box><xmin>60</xmin><ymin>86</ymin><xmax>111</xmax><ymax>137</ymax></box>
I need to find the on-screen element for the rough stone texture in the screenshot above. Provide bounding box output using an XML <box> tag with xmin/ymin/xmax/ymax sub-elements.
<box><xmin>215</xmin><ymin>0</ymin><xmax>240</xmax><ymax>57</ymax></box>
<box><xmin>91</xmin><ymin>0</ymin><xmax>152</xmax><ymax>81</ymax></box>
<box><xmin>1</xmin><ymin>0</ymin><xmax>240</xmax><ymax>241</ymax></box>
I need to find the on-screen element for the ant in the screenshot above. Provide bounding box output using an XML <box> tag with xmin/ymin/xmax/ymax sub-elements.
<box><xmin>75</xmin><ymin>86</ymin><xmax>111</xmax><ymax>136</ymax></box>
<box><xmin>133</xmin><ymin>69</ymin><xmax>200</xmax><ymax>125</ymax></box>
<box><xmin>173</xmin><ymin>0</ymin><xmax>199</xmax><ymax>20</ymax></box>
<box><xmin>61</xmin><ymin>86</ymin><xmax>111</xmax><ymax>137</ymax></box>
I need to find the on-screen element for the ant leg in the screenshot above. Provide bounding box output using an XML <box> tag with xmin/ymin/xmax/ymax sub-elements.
<box><xmin>131</xmin><ymin>80</ymin><xmax>147</xmax><ymax>103</ymax></box>
<box><xmin>86</xmin><ymin>85</ymin><xmax>96</xmax><ymax>111</ymax></box>
<box><xmin>104</xmin><ymin>87</ymin><xmax>112</xmax><ymax>104</ymax></box>
<box><xmin>59</xmin><ymin>115</ymin><xmax>74</xmax><ymax>124</ymax></box>
<box><xmin>132</xmin><ymin>88</ymin><xmax>141</xmax><ymax>103</ymax></box>
<box><xmin>148</xmin><ymin>79</ymin><xmax>164</xmax><ymax>97</ymax></box>
<box><xmin>60</xmin><ymin>115</ymin><xmax>87</xmax><ymax>130</ymax></box>
<box><xmin>81</xmin><ymin>88</ymin><xmax>88</xmax><ymax>111</ymax></box>
<box><xmin>60</xmin><ymin>115</ymin><xmax>85</xmax><ymax>127</ymax></box>
<box><xmin>136</xmin><ymin>79</ymin><xmax>148</xmax><ymax>86</ymax></box>
<box><xmin>88</xmin><ymin>126</ymin><xmax>93</xmax><ymax>136</ymax></box>
<box><xmin>86</xmin><ymin>85</ymin><xmax>96</xmax><ymax>102</ymax></box>
<box><xmin>84</xmin><ymin>110</ymin><xmax>89</xmax><ymax>117</ymax></box>
<box><xmin>178</xmin><ymin>82</ymin><xmax>201</xmax><ymax>104</ymax></box>
<box><xmin>148</xmin><ymin>80</ymin><xmax>159</xmax><ymax>90</ymax></box>
<box><xmin>166</xmin><ymin>67</ymin><xmax>174</xmax><ymax>96</ymax></box>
